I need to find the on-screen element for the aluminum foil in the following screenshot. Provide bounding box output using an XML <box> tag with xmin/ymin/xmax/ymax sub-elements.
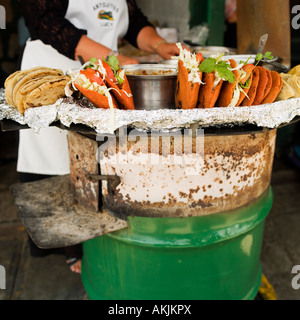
<box><xmin>0</xmin><ymin>89</ymin><xmax>59</xmax><ymax>131</ymax></box>
<box><xmin>1</xmin><ymin>88</ymin><xmax>300</xmax><ymax>134</ymax></box>
<box><xmin>0</xmin><ymin>89</ymin><xmax>26</xmax><ymax>125</ymax></box>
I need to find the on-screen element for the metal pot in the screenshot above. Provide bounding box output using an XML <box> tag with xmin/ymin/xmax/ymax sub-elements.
<box><xmin>192</xmin><ymin>46</ymin><xmax>236</xmax><ymax>58</ymax></box>
<box><xmin>123</xmin><ymin>64</ymin><xmax>177</xmax><ymax>110</ymax></box>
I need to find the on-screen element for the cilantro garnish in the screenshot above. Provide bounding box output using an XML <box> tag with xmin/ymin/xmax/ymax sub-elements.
<box><xmin>255</xmin><ymin>51</ymin><xmax>274</xmax><ymax>64</ymax></box>
<box><xmin>264</xmin><ymin>52</ymin><xmax>274</xmax><ymax>60</ymax></box>
<box><xmin>198</xmin><ymin>58</ymin><xmax>217</xmax><ymax>74</ymax></box>
<box><xmin>216</xmin><ymin>61</ymin><xmax>236</xmax><ymax>83</ymax></box>
<box><xmin>199</xmin><ymin>57</ymin><xmax>236</xmax><ymax>83</ymax></box>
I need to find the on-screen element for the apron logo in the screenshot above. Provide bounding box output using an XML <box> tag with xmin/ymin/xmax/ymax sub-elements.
<box><xmin>0</xmin><ymin>5</ymin><xmax>6</xmax><ymax>29</ymax></box>
<box><xmin>98</xmin><ymin>10</ymin><xmax>114</xmax><ymax>21</ymax></box>
<box><xmin>93</xmin><ymin>3</ymin><xmax>119</xmax><ymax>29</ymax></box>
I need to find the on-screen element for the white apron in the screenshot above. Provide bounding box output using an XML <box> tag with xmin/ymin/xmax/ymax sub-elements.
<box><xmin>18</xmin><ymin>0</ymin><xmax>129</xmax><ymax>175</ymax></box>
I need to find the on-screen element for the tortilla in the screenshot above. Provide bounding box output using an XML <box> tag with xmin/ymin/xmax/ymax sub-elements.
<box><xmin>4</xmin><ymin>70</ymin><xmax>23</xmax><ymax>106</ymax></box>
<box><xmin>175</xmin><ymin>60</ymin><xmax>203</xmax><ymax>109</ymax></box>
<box><xmin>12</xmin><ymin>68</ymin><xmax>64</xmax><ymax>107</ymax></box>
<box><xmin>252</xmin><ymin>67</ymin><xmax>272</xmax><ymax>105</ymax></box>
<box><xmin>5</xmin><ymin>67</ymin><xmax>61</xmax><ymax>108</ymax></box>
<box><xmin>15</xmin><ymin>75</ymin><xmax>70</xmax><ymax>114</ymax></box>
<box><xmin>197</xmin><ymin>72</ymin><xmax>223</xmax><ymax>108</ymax></box>
<box><xmin>241</xmin><ymin>67</ymin><xmax>260</xmax><ymax>107</ymax></box>
<box><xmin>215</xmin><ymin>59</ymin><xmax>239</xmax><ymax>108</ymax></box>
<box><xmin>4</xmin><ymin>67</ymin><xmax>65</xmax><ymax>111</ymax></box>
<box><xmin>288</xmin><ymin>65</ymin><xmax>300</xmax><ymax>76</ymax></box>
<box><xmin>282</xmin><ymin>74</ymin><xmax>300</xmax><ymax>97</ymax></box>
<box><xmin>23</xmin><ymin>77</ymin><xmax>70</xmax><ymax>112</ymax></box>
<box><xmin>276</xmin><ymin>79</ymin><xmax>295</xmax><ymax>101</ymax></box>
<box><xmin>5</xmin><ymin>69</ymin><xmax>36</xmax><ymax>107</ymax></box>
<box><xmin>261</xmin><ymin>71</ymin><xmax>283</xmax><ymax>104</ymax></box>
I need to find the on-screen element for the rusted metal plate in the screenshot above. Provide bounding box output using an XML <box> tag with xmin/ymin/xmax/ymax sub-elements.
<box><xmin>99</xmin><ymin>129</ymin><xmax>277</xmax><ymax>218</ymax></box>
<box><xmin>10</xmin><ymin>175</ymin><xmax>128</xmax><ymax>249</ymax></box>
<box><xmin>0</xmin><ymin>119</ymin><xmax>29</xmax><ymax>131</ymax></box>
<box><xmin>67</xmin><ymin>131</ymin><xmax>100</xmax><ymax>211</ymax></box>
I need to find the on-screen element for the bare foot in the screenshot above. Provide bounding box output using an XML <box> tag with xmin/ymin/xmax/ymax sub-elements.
<box><xmin>66</xmin><ymin>258</ymin><xmax>82</xmax><ymax>274</ymax></box>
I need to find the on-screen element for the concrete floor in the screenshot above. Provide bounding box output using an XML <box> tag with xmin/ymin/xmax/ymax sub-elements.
<box><xmin>0</xmin><ymin>129</ymin><xmax>300</xmax><ymax>300</ymax></box>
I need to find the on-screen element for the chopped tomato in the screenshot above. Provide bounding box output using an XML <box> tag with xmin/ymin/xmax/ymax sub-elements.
<box><xmin>101</xmin><ymin>60</ymin><xmax>116</xmax><ymax>82</ymax></box>
<box><xmin>80</xmin><ymin>68</ymin><xmax>104</xmax><ymax>86</ymax></box>
<box><xmin>196</xmin><ymin>52</ymin><xmax>204</xmax><ymax>63</ymax></box>
<box><xmin>240</xmin><ymin>64</ymin><xmax>255</xmax><ymax>84</ymax></box>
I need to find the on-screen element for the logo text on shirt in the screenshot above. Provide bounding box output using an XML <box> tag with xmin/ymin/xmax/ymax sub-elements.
<box><xmin>93</xmin><ymin>2</ymin><xmax>119</xmax><ymax>14</ymax></box>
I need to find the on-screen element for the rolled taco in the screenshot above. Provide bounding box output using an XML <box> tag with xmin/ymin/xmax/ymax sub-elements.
<box><xmin>215</xmin><ymin>59</ymin><xmax>239</xmax><ymax>107</ymax></box>
<box><xmin>198</xmin><ymin>55</ymin><xmax>243</xmax><ymax>108</ymax></box>
<box><xmin>241</xmin><ymin>67</ymin><xmax>260</xmax><ymax>107</ymax></box>
<box><xmin>215</xmin><ymin>60</ymin><xmax>255</xmax><ymax>108</ymax></box>
<box><xmin>100</xmin><ymin>57</ymin><xmax>135</xmax><ymax>110</ymax></box>
<box><xmin>261</xmin><ymin>70</ymin><xmax>283</xmax><ymax>104</ymax></box>
<box><xmin>197</xmin><ymin>72</ymin><xmax>223</xmax><ymax>108</ymax></box>
<box><xmin>71</xmin><ymin>67</ymin><xmax>119</xmax><ymax>109</ymax></box>
<box><xmin>175</xmin><ymin>43</ymin><xmax>204</xmax><ymax>109</ymax></box>
<box><xmin>70</xmin><ymin>56</ymin><xmax>134</xmax><ymax>110</ymax></box>
<box><xmin>252</xmin><ymin>66</ymin><xmax>272</xmax><ymax>105</ymax></box>
<box><xmin>235</xmin><ymin>64</ymin><xmax>255</xmax><ymax>106</ymax></box>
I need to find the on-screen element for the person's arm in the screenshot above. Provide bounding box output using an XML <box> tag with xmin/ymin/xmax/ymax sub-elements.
<box><xmin>125</xmin><ymin>0</ymin><xmax>188</xmax><ymax>60</ymax></box>
<box><xmin>74</xmin><ymin>35</ymin><xmax>139</xmax><ymax>65</ymax></box>
<box><xmin>136</xmin><ymin>26</ymin><xmax>181</xmax><ymax>60</ymax></box>
<box><xmin>17</xmin><ymin>0</ymin><xmax>138</xmax><ymax>65</ymax></box>
<box><xmin>17</xmin><ymin>0</ymin><xmax>85</xmax><ymax>60</ymax></box>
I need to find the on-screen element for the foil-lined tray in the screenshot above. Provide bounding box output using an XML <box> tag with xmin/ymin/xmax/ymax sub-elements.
<box><xmin>1</xmin><ymin>88</ymin><xmax>300</xmax><ymax>134</ymax></box>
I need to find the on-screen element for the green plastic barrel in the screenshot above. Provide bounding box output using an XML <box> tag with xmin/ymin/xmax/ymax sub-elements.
<box><xmin>81</xmin><ymin>187</ymin><xmax>273</xmax><ymax>300</ymax></box>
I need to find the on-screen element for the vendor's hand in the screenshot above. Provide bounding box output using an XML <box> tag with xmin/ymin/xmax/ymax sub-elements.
<box><xmin>117</xmin><ymin>54</ymin><xmax>139</xmax><ymax>66</ymax></box>
<box><xmin>156</xmin><ymin>43</ymin><xmax>191</xmax><ymax>60</ymax></box>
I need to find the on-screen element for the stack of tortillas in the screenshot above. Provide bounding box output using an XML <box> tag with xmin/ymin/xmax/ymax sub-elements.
<box><xmin>4</xmin><ymin>67</ymin><xmax>71</xmax><ymax>114</ymax></box>
<box><xmin>277</xmin><ymin>65</ymin><xmax>300</xmax><ymax>101</ymax></box>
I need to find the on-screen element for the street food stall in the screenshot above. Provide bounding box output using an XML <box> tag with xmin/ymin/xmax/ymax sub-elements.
<box><xmin>1</xmin><ymin>38</ymin><xmax>300</xmax><ymax>299</ymax></box>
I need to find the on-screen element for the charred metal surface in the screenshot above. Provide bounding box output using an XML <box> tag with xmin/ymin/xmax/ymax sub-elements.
<box><xmin>87</xmin><ymin>174</ymin><xmax>121</xmax><ymax>194</ymax></box>
<box><xmin>68</xmin><ymin>131</ymin><xmax>100</xmax><ymax>212</ymax></box>
<box><xmin>100</xmin><ymin>129</ymin><xmax>277</xmax><ymax>218</ymax></box>
<box><xmin>10</xmin><ymin>175</ymin><xmax>128</xmax><ymax>249</ymax></box>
